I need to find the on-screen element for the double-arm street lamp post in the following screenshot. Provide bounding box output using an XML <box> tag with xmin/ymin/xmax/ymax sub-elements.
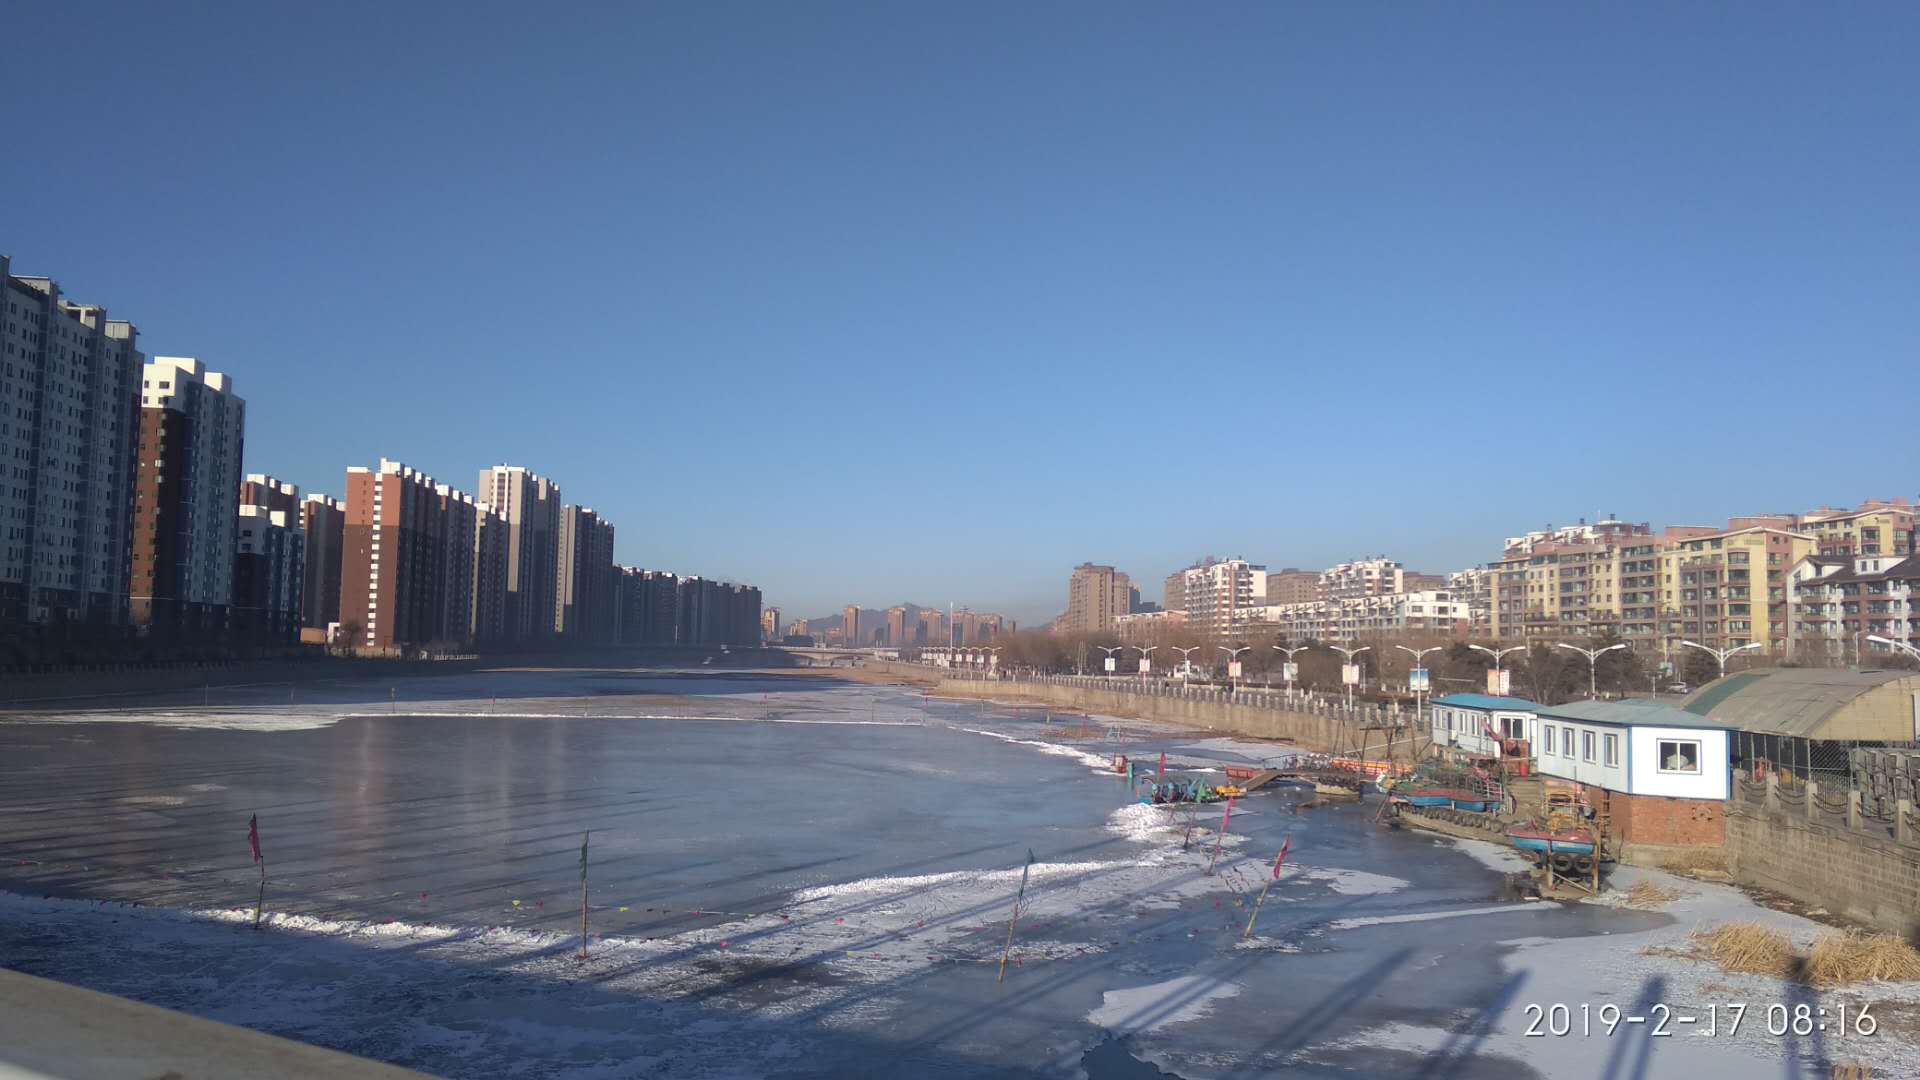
<box><xmin>1129</xmin><ymin>645</ymin><xmax>1159</xmax><ymax>679</ymax></box>
<box><xmin>1171</xmin><ymin>646</ymin><xmax>1201</xmax><ymax>682</ymax></box>
<box><xmin>1555</xmin><ymin>642</ymin><xmax>1631</xmax><ymax>700</ymax></box>
<box><xmin>1328</xmin><ymin>645</ymin><xmax>1371</xmax><ymax>713</ymax></box>
<box><xmin>1272</xmin><ymin>644</ymin><xmax>1311</xmax><ymax>700</ymax></box>
<box><xmin>1465</xmin><ymin>644</ymin><xmax>1526</xmax><ymax>696</ymax></box>
<box><xmin>1218</xmin><ymin>645</ymin><xmax>1251</xmax><ymax>692</ymax></box>
<box><xmin>1678</xmin><ymin>639</ymin><xmax>1762</xmax><ymax>682</ymax></box>
<box><xmin>1096</xmin><ymin>645</ymin><xmax>1124</xmax><ymax>677</ymax></box>
<box><xmin>1394</xmin><ymin>645</ymin><xmax>1444</xmax><ymax>731</ymax></box>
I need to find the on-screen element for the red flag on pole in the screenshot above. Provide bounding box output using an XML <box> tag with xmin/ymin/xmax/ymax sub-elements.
<box><xmin>1157</xmin><ymin>751</ymin><xmax>1165</xmax><ymax>778</ymax></box>
<box><xmin>1272</xmin><ymin>833</ymin><xmax>1292</xmax><ymax>877</ymax></box>
<box><xmin>248</xmin><ymin>814</ymin><xmax>262</xmax><ymax>863</ymax></box>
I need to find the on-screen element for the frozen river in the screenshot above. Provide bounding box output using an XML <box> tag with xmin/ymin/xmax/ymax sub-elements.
<box><xmin>2</xmin><ymin>667</ymin><xmax>1916</xmax><ymax>1078</ymax></box>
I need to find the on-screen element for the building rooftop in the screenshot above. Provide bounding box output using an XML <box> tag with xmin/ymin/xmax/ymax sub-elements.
<box><xmin>1677</xmin><ymin>667</ymin><xmax>1920</xmax><ymax>736</ymax></box>
<box><xmin>1433</xmin><ymin>693</ymin><xmax>1543</xmax><ymax>712</ymax></box>
<box><xmin>1537</xmin><ymin>698</ymin><xmax>1731</xmax><ymax>730</ymax></box>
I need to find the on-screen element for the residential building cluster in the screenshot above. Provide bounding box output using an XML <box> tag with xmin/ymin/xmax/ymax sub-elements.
<box><xmin>1059</xmin><ymin>498</ymin><xmax>1920</xmax><ymax>663</ymax></box>
<box><xmin>792</xmin><ymin>604</ymin><xmax>1011</xmax><ymax>647</ymax></box>
<box><xmin>0</xmin><ymin>257</ymin><xmax>762</xmax><ymax>655</ymax></box>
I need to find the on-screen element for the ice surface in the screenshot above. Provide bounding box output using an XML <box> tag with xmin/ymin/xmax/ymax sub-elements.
<box><xmin>1086</xmin><ymin>975</ymin><xmax>1243</xmax><ymax>1033</ymax></box>
<box><xmin>5</xmin><ymin>667</ymin><xmax>1920</xmax><ymax>1079</ymax></box>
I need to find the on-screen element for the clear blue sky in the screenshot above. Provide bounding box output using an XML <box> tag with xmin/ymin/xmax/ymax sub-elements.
<box><xmin>6</xmin><ymin>3</ymin><xmax>1917</xmax><ymax>626</ymax></box>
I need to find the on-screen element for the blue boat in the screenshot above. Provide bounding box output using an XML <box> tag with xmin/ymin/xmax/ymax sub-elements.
<box><xmin>1505</xmin><ymin>825</ymin><xmax>1595</xmax><ymax>857</ymax></box>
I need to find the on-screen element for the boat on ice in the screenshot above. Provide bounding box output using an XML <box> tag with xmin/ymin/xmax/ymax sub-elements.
<box><xmin>1394</xmin><ymin>787</ymin><xmax>1493</xmax><ymax>812</ymax></box>
<box><xmin>1504</xmin><ymin>824</ymin><xmax>1595</xmax><ymax>857</ymax></box>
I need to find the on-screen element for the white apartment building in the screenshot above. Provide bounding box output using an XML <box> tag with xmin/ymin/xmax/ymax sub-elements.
<box><xmin>1246</xmin><ymin>590</ymin><xmax>1473</xmax><ymax>644</ymax></box>
<box><xmin>1320</xmin><ymin>557</ymin><xmax>1405</xmax><ymax>601</ymax></box>
<box><xmin>1789</xmin><ymin>553</ymin><xmax>1920</xmax><ymax>663</ymax></box>
<box><xmin>131</xmin><ymin>357</ymin><xmax>245</xmax><ymax>631</ymax></box>
<box><xmin>1181</xmin><ymin>558</ymin><xmax>1266</xmax><ymax>637</ymax></box>
<box><xmin>1</xmin><ymin>257</ymin><xmax>144</xmax><ymax>624</ymax></box>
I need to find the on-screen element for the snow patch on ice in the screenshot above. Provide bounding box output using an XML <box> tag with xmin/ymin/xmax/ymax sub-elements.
<box><xmin>1443</xmin><ymin>836</ymin><xmax>1535</xmax><ymax>873</ymax></box>
<box><xmin>1087</xmin><ymin>976</ymin><xmax>1242</xmax><ymax>1033</ymax></box>
<box><xmin>954</xmin><ymin>726</ymin><xmax>1113</xmax><ymax>770</ymax></box>
<box><xmin>1327</xmin><ymin>901</ymin><xmax>1557</xmax><ymax>930</ymax></box>
<box><xmin>1285</xmin><ymin>866</ymin><xmax>1408</xmax><ymax>897</ymax></box>
<box><xmin>1106</xmin><ymin>803</ymin><xmax>1184</xmax><ymax>844</ymax></box>
<box><xmin>791</xmin><ymin>860</ymin><xmax>1128</xmax><ymax>904</ymax></box>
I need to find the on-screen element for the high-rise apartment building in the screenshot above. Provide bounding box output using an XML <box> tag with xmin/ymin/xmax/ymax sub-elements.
<box><xmin>842</xmin><ymin>603</ymin><xmax>861</xmax><ymax>646</ymax></box>
<box><xmin>436</xmin><ymin>485</ymin><xmax>480</xmax><ymax>650</ymax></box>
<box><xmin>130</xmin><ymin>357</ymin><xmax>245</xmax><ymax>634</ymax></box>
<box><xmin>341</xmin><ymin>459</ymin><xmax>479</xmax><ymax>653</ymax></box>
<box><xmin>1179</xmin><ymin>559</ymin><xmax>1266</xmax><ymax>638</ymax></box>
<box><xmin>1063</xmin><ymin>563</ymin><xmax>1133</xmax><ymax>635</ymax></box>
<box><xmin>0</xmin><ymin>257</ymin><xmax>144</xmax><ymax>626</ymax></box>
<box><xmin>479</xmin><ymin>465</ymin><xmax>560</xmax><ymax>642</ymax></box>
<box><xmin>762</xmin><ymin>606</ymin><xmax>782</xmax><ymax>643</ymax></box>
<box><xmin>470</xmin><ymin>502</ymin><xmax>510</xmax><ymax>645</ymax></box>
<box><xmin>299</xmin><ymin>494</ymin><xmax>345</xmax><ymax>636</ymax></box>
<box><xmin>617</xmin><ymin>568</ymin><xmax>681</xmax><ymax>645</ymax></box>
<box><xmin>232</xmin><ymin>504</ymin><xmax>305</xmax><ymax>644</ymax></box>
<box><xmin>1486</xmin><ymin>520</ymin><xmax>1652</xmax><ymax>644</ymax></box>
<box><xmin>555</xmin><ymin>504</ymin><xmax>616</xmax><ymax>641</ymax></box>
<box><xmin>1162</xmin><ymin>570</ymin><xmax>1187</xmax><ymax>613</ymax></box>
<box><xmin>884</xmin><ymin>605</ymin><xmax>909</xmax><ymax>646</ymax></box>
<box><xmin>235</xmin><ymin>475</ymin><xmax>303</xmax><ymax>644</ymax></box>
<box><xmin>238</xmin><ymin>474</ymin><xmax>298</xmax><ymax>515</ymax></box>
<box><xmin>1660</xmin><ymin>525</ymin><xmax>1813</xmax><ymax>655</ymax></box>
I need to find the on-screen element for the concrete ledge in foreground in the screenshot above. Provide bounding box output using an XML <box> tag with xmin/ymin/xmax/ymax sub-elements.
<box><xmin>0</xmin><ymin>968</ymin><xmax>435</xmax><ymax>1080</ymax></box>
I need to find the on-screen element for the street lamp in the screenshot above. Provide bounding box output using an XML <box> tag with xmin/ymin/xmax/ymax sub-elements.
<box><xmin>1328</xmin><ymin>644</ymin><xmax>1371</xmax><ymax>711</ymax></box>
<box><xmin>1171</xmin><ymin>645</ymin><xmax>1201</xmax><ymax>681</ymax></box>
<box><xmin>1218</xmin><ymin>645</ymin><xmax>1251</xmax><ymax>691</ymax></box>
<box><xmin>1128</xmin><ymin>645</ymin><xmax>1159</xmax><ymax>677</ymax></box>
<box><xmin>1394</xmin><ymin>645</ymin><xmax>1444</xmax><ymax>731</ymax></box>
<box><xmin>1678</xmin><ymin>639</ymin><xmax>1762</xmax><ymax>682</ymax></box>
<box><xmin>1096</xmin><ymin>645</ymin><xmax>1124</xmax><ymax>677</ymax></box>
<box><xmin>1466</xmin><ymin>644</ymin><xmax>1526</xmax><ymax>696</ymax></box>
<box><xmin>1272</xmin><ymin>644</ymin><xmax>1311</xmax><ymax>698</ymax></box>
<box><xmin>1555</xmin><ymin>642</ymin><xmax>1630</xmax><ymax>699</ymax></box>
<box><xmin>1867</xmin><ymin>634</ymin><xmax>1920</xmax><ymax>663</ymax></box>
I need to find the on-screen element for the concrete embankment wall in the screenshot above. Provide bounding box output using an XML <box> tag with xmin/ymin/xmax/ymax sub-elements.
<box><xmin>866</xmin><ymin>661</ymin><xmax>1398</xmax><ymax>757</ymax></box>
<box><xmin>1725</xmin><ymin>783</ymin><xmax>1920</xmax><ymax>938</ymax></box>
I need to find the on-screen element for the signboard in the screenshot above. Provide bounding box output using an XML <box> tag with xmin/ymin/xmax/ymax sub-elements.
<box><xmin>1342</xmin><ymin>663</ymin><xmax>1360</xmax><ymax>686</ymax></box>
<box><xmin>1228</xmin><ymin>661</ymin><xmax>1243</xmax><ymax>679</ymax></box>
<box><xmin>1104</xmin><ymin>657</ymin><xmax>1116</xmax><ymax>673</ymax></box>
<box><xmin>1139</xmin><ymin>659</ymin><xmax>1152</xmax><ymax>674</ymax></box>
<box><xmin>1487</xmin><ymin>668</ymin><xmax>1511</xmax><ymax>695</ymax></box>
<box><xmin>1409</xmin><ymin>668</ymin><xmax>1430</xmax><ymax>692</ymax></box>
<box><xmin>1283</xmin><ymin>662</ymin><xmax>1298</xmax><ymax>681</ymax></box>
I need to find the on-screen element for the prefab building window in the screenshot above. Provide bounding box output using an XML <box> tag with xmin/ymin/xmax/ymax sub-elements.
<box><xmin>1657</xmin><ymin>740</ymin><xmax>1701</xmax><ymax>774</ymax></box>
<box><xmin>1562</xmin><ymin>727</ymin><xmax>1574</xmax><ymax>756</ymax></box>
<box><xmin>1604</xmin><ymin>733</ymin><xmax>1619</xmax><ymax>767</ymax></box>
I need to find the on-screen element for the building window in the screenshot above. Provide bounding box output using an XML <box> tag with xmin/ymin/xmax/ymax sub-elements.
<box><xmin>1542</xmin><ymin>725</ymin><xmax>1554</xmax><ymax>754</ymax></box>
<box><xmin>1562</xmin><ymin>727</ymin><xmax>1574</xmax><ymax>756</ymax></box>
<box><xmin>1604</xmin><ymin>733</ymin><xmax>1619</xmax><ymax>767</ymax></box>
<box><xmin>1582</xmin><ymin>731</ymin><xmax>1596</xmax><ymax>762</ymax></box>
<box><xmin>1657</xmin><ymin>739</ymin><xmax>1701</xmax><ymax>774</ymax></box>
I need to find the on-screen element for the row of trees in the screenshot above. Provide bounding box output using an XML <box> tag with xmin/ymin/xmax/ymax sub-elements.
<box><xmin>915</xmin><ymin>627</ymin><xmax>1911</xmax><ymax>706</ymax></box>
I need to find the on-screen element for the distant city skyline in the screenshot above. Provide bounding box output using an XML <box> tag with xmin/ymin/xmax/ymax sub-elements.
<box><xmin>7</xmin><ymin>5</ymin><xmax>1917</xmax><ymax>627</ymax></box>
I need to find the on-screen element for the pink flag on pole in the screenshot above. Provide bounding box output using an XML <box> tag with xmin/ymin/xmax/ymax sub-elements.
<box><xmin>1272</xmin><ymin>833</ymin><xmax>1292</xmax><ymax>877</ymax></box>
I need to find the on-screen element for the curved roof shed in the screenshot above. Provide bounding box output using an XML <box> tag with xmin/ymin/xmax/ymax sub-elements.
<box><xmin>1677</xmin><ymin>668</ymin><xmax>1920</xmax><ymax>740</ymax></box>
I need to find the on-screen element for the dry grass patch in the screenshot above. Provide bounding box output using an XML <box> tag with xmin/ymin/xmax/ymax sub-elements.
<box><xmin>1689</xmin><ymin>922</ymin><xmax>1797</xmax><ymax>978</ymax></box>
<box><xmin>1625</xmin><ymin>881</ymin><xmax>1688</xmax><ymax>908</ymax></box>
<box><xmin>1804</xmin><ymin>931</ymin><xmax>1920</xmax><ymax>988</ymax></box>
<box><xmin>1660</xmin><ymin>849</ymin><xmax>1728</xmax><ymax>875</ymax></box>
